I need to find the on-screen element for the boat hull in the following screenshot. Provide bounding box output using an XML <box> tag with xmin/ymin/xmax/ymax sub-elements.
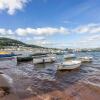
<box><xmin>64</xmin><ymin>54</ymin><xmax>76</xmax><ymax>59</ymax></box>
<box><xmin>57</xmin><ymin>60</ymin><xmax>81</xmax><ymax>71</ymax></box>
<box><xmin>33</xmin><ymin>58</ymin><xmax>44</xmax><ymax>64</ymax></box>
<box><xmin>33</xmin><ymin>57</ymin><xmax>56</xmax><ymax>64</ymax></box>
<box><xmin>57</xmin><ymin>63</ymin><xmax>81</xmax><ymax>71</ymax></box>
<box><xmin>79</xmin><ymin>57</ymin><xmax>93</xmax><ymax>63</ymax></box>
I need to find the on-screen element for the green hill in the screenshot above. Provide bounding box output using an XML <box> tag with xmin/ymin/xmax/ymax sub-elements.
<box><xmin>0</xmin><ymin>37</ymin><xmax>42</xmax><ymax>49</ymax></box>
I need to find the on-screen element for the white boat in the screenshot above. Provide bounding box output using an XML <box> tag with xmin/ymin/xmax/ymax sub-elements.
<box><xmin>33</xmin><ymin>56</ymin><xmax>56</xmax><ymax>64</ymax></box>
<box><xmin>33</xmin><ymin>58</ymin><xmax>43</xmax><ymax>64</ymax></box>
<box><xmin>44</xmin><ymin>57</ymin><xmax>52</xmax><ymax>63</ymax></box>
<box><xmin>44</xmin><ymin>57</ymin><xmax>56</xmax><ymax>63</ymax></box>
<box><xmin>79</xmin><ymin>56</ymin><xmax>93</xmax><ymax>62</ymax></box>
<box><xmin>64</xmin><ymin>54</ymin><xmax>75</xmax><ymax>59</ymax></box>
<box><xmin>57</xmin><ymin>60</ymin><xmax>81</xmax><ymax>71</ymax></box>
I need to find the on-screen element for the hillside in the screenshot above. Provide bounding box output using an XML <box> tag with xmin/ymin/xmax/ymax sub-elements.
<box><xmin>0</xmin><ymin>37</ymin><xmax>42</xmax><ymax>48</ymax></box>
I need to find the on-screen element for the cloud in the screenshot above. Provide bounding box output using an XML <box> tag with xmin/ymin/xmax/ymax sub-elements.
<box><xmin>15</xmin><ymin>27</ymin><xmax>69</xmax><ymax>36</ymax></box>
<box><xmin>0</xmin><ymin>23</ymin><xmax>100</xmax><ymax>48</ymax></box>
<box><xmin>33</xmin><ymin>36</ymin><xmax>45</xmax><ymax>40</ymax></box>
<box><xmin>69</xmin><ymin>34</ymin><xmax>100</xmax><ymax>48</ymax></box>
<box><xmin>0</xmin><ymin>0</ymin><xmax>30</xmax><ymax>15</ymax></box>
<box><xmin>0</xmin><ymin>28</ymin><xmax>6</xmax><ymax>35</ymax></box>
<box><xmin>1</xmin><ymin>23</ymin><xmax>100</xmax><ymax>37</ymax></box>
<box><xmin>30</xmin><ymin>39</ymin><xmax>49</xmax><ymax>47</ymax></box>
<box><xmin>74</xmin><ymin>23</ymin><xmax>100</xmax><ymax>34</ymax></box>
<box><xmin>0</xmin><ymin>23</ymin><xmax>100</xmax><ymax>35</ymax></box>
<box><xmin>15</xmin><ymin>28</ymin><xmax>27</xmax><ymax>36</ymax></box>
<box><xmin>0</xmin><ymin>28</ymin><xmax>14</xmax><ymax>35</ymax></box>
<box><xmin>0</xmin><ymin>27</ymin><xmax>69</xmax><ymax>40</ymax></box>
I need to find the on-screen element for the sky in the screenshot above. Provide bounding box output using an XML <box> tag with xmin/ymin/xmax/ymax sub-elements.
<box><xmin>0</xmin><ymin>0</ymin><xmax>100</xmax><ymax>48</ymax></box>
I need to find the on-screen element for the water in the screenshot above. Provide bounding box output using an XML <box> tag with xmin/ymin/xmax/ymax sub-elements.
<box><xmin>0</xmin><ymin>52</ymin><xmax>100</xmax><ymax>99</ymax></box>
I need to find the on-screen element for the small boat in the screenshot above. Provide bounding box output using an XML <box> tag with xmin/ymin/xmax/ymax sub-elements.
<box><xmin>64</xmin><ymin>54</ymin><xmax>76</xmax><ymax>59</ymax></box>
<box><xmin>0</xmin><ymin>51</ymin><xmax>17</xmax><ymax>65</ymax></box>
<box><xmin>0</xmin><ymin>51</ymin><xmax>16</xmax><ymax>60</ymax></box>
<box><xmin>33</xmin><ymin>58</ymin><xmax>44</xmax><ymax>64</ymax></box>
<box><xmin>57</xmin><ymin>60</ymin><xmax>81</xmax><ymax>71</ymax></box>
<box><xmin>33</xmin><ymin>57</ymin><xmax>56</xmax><ymax>64</ymax></box>
<box><xmin>43</xmin><ymin>56</ymin><xmax>56</xmax><ymax>63</ymax></box>
<box><xmin>79</xmin><ymin>56</ymin><xmax>93</xmax><ymax>62</ymax></box>
<box><xmin>17</xmin><ymin>56</ymin><xmax>33</xmax><ymax>62</ymax></box>
<box><xmin>33</xmin><ymin>55</ymin><xmax>56</xmax><ymax>64</ymax></box>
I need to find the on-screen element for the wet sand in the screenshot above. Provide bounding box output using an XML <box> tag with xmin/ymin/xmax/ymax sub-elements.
<box><xmin>1</xmin><ymin>79</ymin><xmax>100</xmax><ymax>100</ymax></box>
<box><xmin>23</xmin><ymin>82</ymin><xmax>100</xmax><ymax>100</ymax></box>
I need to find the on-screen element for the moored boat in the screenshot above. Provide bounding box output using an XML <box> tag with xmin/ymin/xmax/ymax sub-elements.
<box><xmin>17</xmin><ymin>56</ymin><xmax>33</xmax><ymax>62</ymax></box>
<box><xmin>78</xmin><ymin>56</ymin><xmax>93</xmax><ymax>62</ymax></box>
<box><xmin>0</xmin><ymin>51</ymin><xmax>16</xmax><ymax>60</ymax></box>
<box><xmin>64</xmin><ymin>54</ymin><xmax>76</xmax><ymax>59</ymax></box>
<box><xmin>56</xmin><ymin>60</ymin><xmax>81</xmax><ymax>71</ymax></box>
<box><xmin>33</xmin><ymin>54</ymin><xmax>56</xmax><ymax>64</ymax></box>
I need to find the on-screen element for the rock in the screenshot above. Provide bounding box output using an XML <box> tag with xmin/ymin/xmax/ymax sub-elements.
<box><xmin>0</xmin><ymin>88</ymin><xmax>5</xmax><ymax>97</ymax></box>
<box><xmin>0</xmin><ymin>73</ymin><xmax>13</xmax><ymax>87</ymax></box>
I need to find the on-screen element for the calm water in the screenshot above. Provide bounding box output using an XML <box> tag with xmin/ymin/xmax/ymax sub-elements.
<box><xmin>0</xmin><ymin>52</ymin><xmax>100</xmax><ymax>99</ymax></box>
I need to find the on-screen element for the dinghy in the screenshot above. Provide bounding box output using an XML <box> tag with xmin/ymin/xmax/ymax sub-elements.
<box><xmin>57</xmin><ymin>60</ymin><xmax>81</xmax><ymax>71</ymax></box>
<box><xmin>0</xmin><ymin>51</ymin><xmax>17</xmax><ymax>65</ymax></box>
<box><xmin>79</xmin><ymin>56</ymin><xmax>93</xmax><ymax>62</ymax></box>
<box><xmin>33</xmin><ymin>53</ymin><xmax>56</xmax><ymax>64</ymax></box>
<box><xmin>0</xmin><ymin>51</ymin><xmax>16</xmax><ymax>60</ymax></box>
<box><xmin>64</xmin><ymin>54</ymin><xmax>76</xmax><ymax>59</ymax></box>
<box><xmin>17</xmin><ymin>56</ymin><xmax>33</xmax><ymax>62</ymax></box>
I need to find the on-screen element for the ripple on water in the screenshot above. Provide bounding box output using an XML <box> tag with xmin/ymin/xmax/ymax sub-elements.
<box><xmin>0</xmin><ymin>60</ymin><xmax>17</xmax><ymax>69</ymax></box>
<box><xmin>0</xmin><ymin>52</ymin><xmax>100</xmax><ymax>97</ymax></box>
<box><xmin>83</xmin><ymin>75</ymin><xmax>100</xmax><ymax>92</ymax></box>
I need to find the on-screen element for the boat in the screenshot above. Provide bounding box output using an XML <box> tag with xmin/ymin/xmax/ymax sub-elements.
<box><xmin>17</xmin><ymin>56</ymin><xmax>33</xmax><ymax>62</ymax></box>
<box><xmin>0</xmin><ymin>51</ymin><xmax>17</xmax><ymax>66</ymax></box>
<box><xmin>33</xmin><ymin>58</ymin><xmax>44</xmax><ymax>64</ymax></box>
<box><xmin>78</xmin><ymin>56</ymin><xmax>93</xmax><ymax>62</ymax></box>
<box><xmin>33</xmin><ymin>56</ymin><xmax>56</xmax><ymax>64</ymax></box>
<box><xmin>43</xmin><ymin>56</ymin><xmax>56</xmax><ymax>63</ymax></box>
<box><xmin>0</xmin><ymin>51</ymin><xmax>16</xmax><ymax>60</ymax></box>
<box><xmin>64</xmin><ymin>54</ymin><xmax>76</xmax><ymax>59</ymax></box>
<box><xmin>56</xmin><ymin>60</ymin><xmax>81</xmax><ymax>71</ymax></box>
<box><xmin>33</xmin><ymin>54</ymin><xmax>56</xmax><ymax>64</ymax></box>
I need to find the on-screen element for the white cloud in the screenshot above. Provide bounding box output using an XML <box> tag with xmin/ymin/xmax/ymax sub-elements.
<box><xmin>0</xmin><ymin>28</ymin><xmax>6</xmax><ymax>35</ymax></box>
<box><xmin>15</xmin><ymin>28</ymin><xmax>27</xmax><ymax>36</ymax></box>
<box><xmin>15</xmin><ymin>27</ymin><xmax>69</xmax><ymax>36</ymax></box>
<box><xmin>0</xmin><ymin>27</ymin><xmax>69</xmax><ymax>38</ymax></box>
<box><xmin>34</xmin><ymin>36</ymin><xmax>45</xmax><ymax>40</ymax></box>
<box><xmin>7</xmin><ymin>29</ymin><xmax>14</xmax><ymax>35</ymax></box>
<box><xmin>31</xmin><ymin>39</ymin><xmax>49</xmax><ymax>47</ymax></box>
<box><xmin>0</xmin><ymin>23</ymin><xmax>100</xmax><ymax>48</ymax></box>
<box><xmin>0</xmin><ymin>28</ymin><xmax>14</xmax><ymax>35</ymax></box>
<box><xmin>0</xmin><ymin>0</ymin><xmax>30</xmax><ymax>15</ymax></box>
<box><xmin>27</xmin><ymin>27</ymin><xmax>69</xmax><ymax>35</ymax></box>
<box><xmin>74</xmin><ymin>23</ymin><xmax>100</xmax><ymax>34</ymax></box>
<box><xmin>69</xmin><ymin>34</ymin><xmax>100</xmax><ymax>48</ymax></box>
<box><xmin>1</xmin><ymin>23</ymin><xmax>100</xmax><ymax>37</ymax></box>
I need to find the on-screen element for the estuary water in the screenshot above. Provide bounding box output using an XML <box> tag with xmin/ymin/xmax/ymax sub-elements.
<box><xmin>0</xmin><ymin>52</ymin><xmax>100</xmax><ymax>100</ymax></box>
